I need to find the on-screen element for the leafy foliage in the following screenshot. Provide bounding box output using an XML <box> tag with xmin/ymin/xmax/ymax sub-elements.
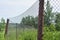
<box><xmin>55</xmin><ymin>13</ymin><xmax>60</xmax><ymax>31</ymax></box>
<box><xmin>0</xmin><ymin>0</ymin><xmax>60</xmax><ymax>40</ymax></box>
<box><xmin>0</xmin><ymin>18</ymin><xmax>5</xmax><ymax>31</ymax></box>
<box><xmin>20</xmin><ymin>16</ymin><xmax>38</xmax><ymax>28</ymax></box>
<box><xmin>44</xmin><ymin>0</ymin><xmax>54</xmax><ymax>26</ymax></box>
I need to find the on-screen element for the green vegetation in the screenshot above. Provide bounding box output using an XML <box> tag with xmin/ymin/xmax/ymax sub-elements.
<box><xmin>43</xmin><ymin>31</ymin><xmax>60</xmax><ymax>40</ymax></box>
<box><xmin>0</xmin><ymin>18</ymin><xmax>5</xmax><ymax>31</ymax></box>
<box><xmin>0</xmin><ymin>31</ymin><xmax>4</xmax><ymax>40</ymax></box>
<box><xmin>21</xmin><ymin>16</ymin><xmax>38</xmax><ymax>28</ymax></box>
<box><xmin>2</xmin><ymin>28</ymin><xmax>60</xmax><ymax>40</ymax></box>
<box><xmin>0</xmin><ymin>0</ymin><xmax>60</xmax><ymax>40</ymax></box>
<box><xmin>44</xmin><ymin>0</ymin><xmax>54</xmax><ymax>26</ymax></box>
<box><xmin>55</xmin><ymin>13</ymin><xmax>60</xmax><ymax>31</ymax></box>
<box><xmin>0</xmin><ymin>18</ymin><xmax>5</xmax><ymax>40</ymax></box>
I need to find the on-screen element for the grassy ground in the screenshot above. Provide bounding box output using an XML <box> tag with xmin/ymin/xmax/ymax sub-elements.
<box><xmin>0</xmin><ymin>28</ymin><xmax>60</xmax><ymax>40</ymax></box>
<box><xmin>0</xmin><ymin>31</ymin><xmax>4</xmax><ymax>40</ymax></box>
<box><xmin>6</xmin><ymin>28</ymin><xmax>37</xmax><ymax>40</ymax></box>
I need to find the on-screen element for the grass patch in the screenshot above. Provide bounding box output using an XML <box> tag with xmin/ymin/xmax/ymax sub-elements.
<box><xmin>0</xmin><ymin>28</ymin><xmax>60</xmax><ymax>40</ymax></box>
<box><xmin>0</xmin><ymin>31</ymin><xmax>4</xmax><ymax>40</ymax></box>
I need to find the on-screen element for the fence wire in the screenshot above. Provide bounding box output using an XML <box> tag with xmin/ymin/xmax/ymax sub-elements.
<box><xmin>5</xmin><ymin>0</ymin><xmax>39</xmax><ymax>40</ymax></box>
<box><xmin>5</xmin><ymin>0</ymin><xmax>60</xmax><ymax>40</ymax></box>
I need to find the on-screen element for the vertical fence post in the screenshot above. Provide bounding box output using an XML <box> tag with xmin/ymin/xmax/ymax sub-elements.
<box><xmin>16</xmin><ymin>23</ymin><xmax>18</xmax><ymax>40</ymax></box>
<box><xmin>4</xmin><ymin>19</ymin><xmax>9</xmax><ymax>37</ymax></box>
<box><xmin>38</xmin><ymin>0</ymin><xmax>44</xmax><ymax>40</ymax></box>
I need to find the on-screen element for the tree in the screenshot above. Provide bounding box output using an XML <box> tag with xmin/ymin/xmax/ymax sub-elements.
<box><xmin>44</xmin><ymin>0</ymin><xmax>54</xmax><ymax>26</ymax></box>
<box><xmin>34</xmin><ymin>16</ymin><xmax>38</xmax><ymax>28</ymax></box>
<box><xmin>21</xmin><ymin>16</ymin><xmax>32</xmax><ymax>26</ymax></box>
<box><xmin>20</xmin><ymin>17</ymin><xmax>26</xmax><ymax>25</ymax></box>
<box><xmin>0</xmin><ymin>18</ymin><xmax>5</xmax><ymax>31</ymax></box>
<box><xmin>20</xmin><ymin>16</ymin><xmax>37</xmax><ymax>28</ymax></box>
<box><xmin>55</xmin><ymin>13</ymin><xmax>60</xmax><ymax>31</ymax></box>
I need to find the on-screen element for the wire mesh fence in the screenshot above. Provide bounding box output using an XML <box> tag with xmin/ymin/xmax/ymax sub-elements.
<box><xmin>5</xmin><ymin>0</ymin><xmax>39</xmax><ymax>40</ymax></box>
<box><xmin>4</xmin><ymin>0</ymin><xmax>60</xmax><ymax>40</ymax></box>
<box><xmin>5</xmin><ymin>19</ymin><xmax>38</xmax><ymax>40</ymax></box>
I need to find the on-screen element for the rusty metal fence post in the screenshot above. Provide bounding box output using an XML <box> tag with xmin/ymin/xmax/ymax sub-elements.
<box><xmin>4</xmin><ymin>19</ymin><xmax>9</xmax><ymax>37</ymax></box>
<box><xmin>38</xmin><ymin>0</ymin><xmax>44</xmax><ymax>40</ymax></box>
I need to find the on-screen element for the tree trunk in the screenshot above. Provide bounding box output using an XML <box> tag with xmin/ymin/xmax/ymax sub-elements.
<box><xmin>37</xmin><ymin>0</ymin><xmax>44</xmax><ymax>40</ymax></box>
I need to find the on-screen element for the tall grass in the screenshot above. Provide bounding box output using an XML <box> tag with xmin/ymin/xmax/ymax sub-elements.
<box><xmin>0</xmin><ymin>28</ymin><xmax>60</xmax><ymax>40</ymax></box>
<box><xmin>0</xmin><ymin>31</ymin><xmax>4</xmax><ymax>40</ymax></box>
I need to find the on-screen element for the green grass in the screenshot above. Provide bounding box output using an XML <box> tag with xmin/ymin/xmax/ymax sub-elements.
<box><xmin>0</xmin><ymin>28</ymin><xmax>60</xmax><ymax>40</ymax></box>
<box><xmin>0</xmin><ymin>31</ymin><xmax>4</xmax><ymax>40</ymax></box>
<box><xmin>6</xmin><ymin>28</ymin><xmax>37</xmax><ymax>40</ymax></box>
<box><xmin>19</xmin><ymin>29</ymin><xmax>37</xmax><ymax>40</ymax></box>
